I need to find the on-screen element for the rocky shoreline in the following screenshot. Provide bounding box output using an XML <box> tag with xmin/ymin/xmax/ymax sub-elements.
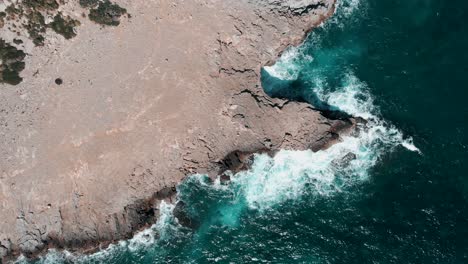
<box><xmin>0</xmin><ymin>0</ymin><xmax>350</xmax><ymax>262</ymax></box>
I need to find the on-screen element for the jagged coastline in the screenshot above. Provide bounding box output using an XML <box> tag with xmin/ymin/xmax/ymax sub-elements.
<box><xmin>0</xmin><ymin>0</ymin><xmax>354</xmax><ymax>262</ymax></box>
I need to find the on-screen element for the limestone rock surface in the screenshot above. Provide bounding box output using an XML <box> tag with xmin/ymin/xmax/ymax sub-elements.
<box><xmin>0</xmin><ymin>0</ymin><xmax>340</xmax><ymax>261</ymax></box>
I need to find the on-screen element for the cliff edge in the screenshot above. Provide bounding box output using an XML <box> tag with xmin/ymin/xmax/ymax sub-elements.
<box><xmin>0</xmin><ymin>0</ymin><xmax>345</xmax><ymax>261</ymax></box>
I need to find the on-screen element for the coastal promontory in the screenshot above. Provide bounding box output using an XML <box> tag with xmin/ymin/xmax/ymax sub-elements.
<box><xmin>0</xmin><ymin>0</ymin><xmax>347</xmax><ymax>261</ymax></box>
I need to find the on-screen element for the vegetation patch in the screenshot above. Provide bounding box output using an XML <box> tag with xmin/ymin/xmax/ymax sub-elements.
<box><xmin>2</xmin><ymin>0</ymin><xmax>127</xmax><ymax>47</ymax></box>
<box><xmin>0</xmin><ymin>12</ymin><xmax>6</xmax><ymax>28</ymax></box>
<box><xmin>79</xmin><ymin>0</ymin><xmax>100</xmax><ymax>8</ymax></box>
<box><xmin>22</xmin><ymin>0</ymin><xmax>59</xmax><ymax>11</ymax></box>
<box><xmin>0</xmin><ymin>39</ymin><xmax>26</xmax><ymax>85</ymax></box>
<box><xmin>4</xmin><ymin>5</ymin><xmax>22</xmax><ymax>17</ymax></box>
<box><xmin>25</xmin><ymin>11</ymin><xmax>47</xmax><ymax>46</ymax></box>
<box><xmin>88</xmin><ymin>0</ymin><xmax>127</xmax><ymax>26</ymax></box>
<box><xmin>0</xmin><ymin>0</ymin><xmax>127</xmax><ymax>85</ymax></box>
<box><xmin>49</xmin><ymin>13</ymin><xmax>81</xmax><ymax>39</ymax></box>
<box><xmin>13</xmin><ymin>39</ymin><xmax>24</xmax><ymax>45</ymax></box>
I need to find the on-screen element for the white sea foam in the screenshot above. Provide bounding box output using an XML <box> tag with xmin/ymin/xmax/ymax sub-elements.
<box><xmin>15</xmin><ymin>251</ymin><xmax>65</xmax><ymax>264</ymax></box>
<box><xmin>83</xmin><ymin>202</ymin><xmax>177</xmax><ymax>261</ymax></box>
<box><xmin>320</xmin><ymin>72</ymin><xmax>376</xmax><ymax>119</ymax></box>
<box><xmin>17</xmin><ymin>1</ymin><xmax>419</xmax><ymax>262</ymax></box>
<box><xmin>15</xmin><ymin>202</ymin><xmax>178</xmax><ymax>264</ymax></box>
<box><xmin>127</xmin><ymin>201</ymin><xmax>177</xmax><ymax>252</ymax></box>
<box><xmin>249</xmin><ymin>63</ymin><xmax>420</xmax><ymax>211</ymax></box>
<box><xmin>237</xmin><ymin>0</ymin><xmax>419</xmax><ymax>209</ymax></box>
<box><xmin>263</xmin><ymin>46</ymin><xmax>306</xmax><ymax>81</ymax></box>
<box><xmin>231</xmin><ymin>118</ymin><xmax>418</xmax><ymax>210</ymax></box>
<box><xmin>125</xmin><ymin>227</ymin><xmax>157</xmax><ymax>253</ymax></box>
<box><xmin>402</xmin><ymin>139</ymin><xmax>422</xmax><ymax>154</ymax></box>
<box><xmin>336</xmin><ymin>0</ymin><xmax>362</xmax><ymax>19</ymax></box>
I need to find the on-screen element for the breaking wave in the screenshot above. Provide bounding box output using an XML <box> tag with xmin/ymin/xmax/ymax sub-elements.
<box><xmin>255</xmin><ymin>0</ymin><xmax>419</xmax><ymax>210</ymax></box>
<box><xmin>17</xmin><ymin>0</ymin><xmax>421</xmax><ymax>263</ymax></box>
<box><xmin>230</xmin><ymin>69</ymin><xmax>419</xmax><ymax>211</ymax></box>
<box><xmin>15</xmin><ymin>202</ymin><xmax>180</xmax><ymax>264</ymax></box>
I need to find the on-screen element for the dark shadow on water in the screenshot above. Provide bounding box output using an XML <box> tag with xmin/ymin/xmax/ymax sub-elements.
<box><xmin>260</xmin><ymin>68</ymin><xmax>352</xmax><ymax>121</ymax></box>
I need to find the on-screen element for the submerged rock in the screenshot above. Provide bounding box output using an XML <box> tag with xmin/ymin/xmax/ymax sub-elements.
<box><xmin>332</xmin><ymin>152</ymin><xmax>357</xmax><ymax>168</ymax></box>
<box><xmin>173</xmin><ymin>201</ymin><xmax>199</xmax><ymax>229</ymax></box>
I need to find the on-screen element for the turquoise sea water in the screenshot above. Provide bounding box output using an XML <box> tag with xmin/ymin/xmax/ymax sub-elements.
<box><xmin>23</xmin><ymin>0</ymin><xmax>468</xmax><ymax>263</ymax></box>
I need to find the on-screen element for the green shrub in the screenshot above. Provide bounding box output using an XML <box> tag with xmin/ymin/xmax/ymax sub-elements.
<box><xmin>0</xmin><ymin>39</ymin><xmax>26</xmax><ymax>85</ymax></box>
<box><xmin>89</xmin><ymin>0</ymin><xmax>127</xmax><ymax>26</ymax></box>
<box><xmin>49</xmin><ymin>13</ymin><xmax>81</xmax><ymax>39</ymax></box>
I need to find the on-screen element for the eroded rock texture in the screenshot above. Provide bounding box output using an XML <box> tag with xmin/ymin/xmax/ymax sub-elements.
<box><xmin>0</xmin><ymin>0</ymin><xmax>343</xmax><ymax>261</ymax></box>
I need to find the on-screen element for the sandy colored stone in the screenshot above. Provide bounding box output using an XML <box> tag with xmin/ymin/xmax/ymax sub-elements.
<box><xmin>0</xmin><ymin>0</ymin><xmax>345</xmax><ymax>260</ymax></box>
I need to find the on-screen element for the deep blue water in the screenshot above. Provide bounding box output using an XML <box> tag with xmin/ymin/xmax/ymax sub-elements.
<box><xmin>23</xmin><ymin>0</ymin><xmax>468</xmax><ymax>263</ymax></box>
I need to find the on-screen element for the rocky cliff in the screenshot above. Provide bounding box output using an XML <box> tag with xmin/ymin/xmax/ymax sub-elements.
<box><xmin>0</xmin><ymin>0</ymin><xmax>346</xmax><ymax>261</ymax></box>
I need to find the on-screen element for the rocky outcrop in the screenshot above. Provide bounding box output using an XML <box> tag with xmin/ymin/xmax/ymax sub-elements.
<box><xmin>0</xmin><ymin>0</ymin><xmax>343</xmax><ymax>261</ymax></box>
<box><xmin>263</xmin><ymin>0</ymin><xmax>328</xmax><ymax>14</ymax></box>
